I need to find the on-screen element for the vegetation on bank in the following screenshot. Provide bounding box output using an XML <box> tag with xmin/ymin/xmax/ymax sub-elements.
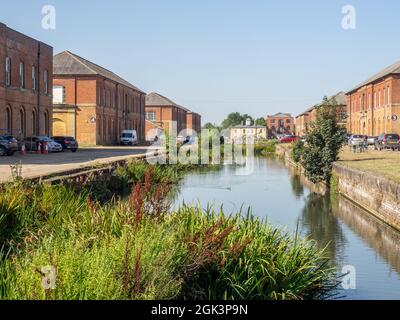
<box><xmin>0</xmin><ymin>162</ymin><xmax>337</xmax><ymax>300</ymax></box>
<box><xmin>291</xmin><ymin>98</ymin><xmax>347</xmax><ymax>185</ymax></box>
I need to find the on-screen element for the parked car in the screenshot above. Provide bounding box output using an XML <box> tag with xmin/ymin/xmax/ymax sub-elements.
<box><xmin>51</xmin><ymin>136</ymin><xmax>79</xmax><ymax>152</ymax></box>
<box><xmin>278</xmin><ymin>135</ymin><xmax>300</xmax><ymax>144</ymax></box>
<box><xmin>367</xmin><ymin>136</ymin><xmax>378</xmax><ymax>146</ymax></box>
<box><xmin>24</xmin><ymin>136</ymin><xmax>63</xmax><ymax>153</ymax></box>
<box><xmin>348</xmin><ymin>134</ymin><xmax>367</xmax><ymax>147</ymax></box>
<box><xmin>120</xmin><ymin>130</ymin><xmax>138</xmax><ymax>146</ymax></box>
<box><xmin>375</xmin><ymin>133</ymin><xmax>400</xmax><ymax>151</ymax></box>
<box><xmin>0</xmin><ymin>135</ymin><xmax>18</xmax><ymax>156</ymax></box>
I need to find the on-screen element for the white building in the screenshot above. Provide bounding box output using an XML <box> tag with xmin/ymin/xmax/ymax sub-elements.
<box><xmin>230</xmin><ymin>119</ymin><xmax>267</xmax><ymax>144</ymax></box>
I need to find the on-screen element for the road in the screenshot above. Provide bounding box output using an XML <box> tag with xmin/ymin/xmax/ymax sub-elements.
<box><xmin>0</xmin><ymin>146</ymin><xmax>150</xmax><ymax>182</ymax></box>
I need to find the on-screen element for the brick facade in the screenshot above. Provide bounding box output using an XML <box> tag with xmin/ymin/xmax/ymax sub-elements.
<box><xmin>347</xmin><ymin>63</ymin><xmax>400</xmax><ymax>135</ymax></box>
<box><xmin>52</xmin><ymin>51</ymin><xmax>145</xmax><ymax>145</ymax></box>
<box><xmin>186</xmin><ymin>112</ymin><xmax>202</xmax><ymax>135</ymax></box>
<box><xmin>0</xmin><ymin>23</ymin><xmax>53</xmax><ymax>139</ymax></box>
<box><xmin>265</xmin><ymin>113</ymin><xmax>295</xmax><ymax>136</ymax></box>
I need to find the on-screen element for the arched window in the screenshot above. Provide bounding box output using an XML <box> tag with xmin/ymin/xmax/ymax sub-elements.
<box><xmin>44</xmin><ymin>111</ymin><xmax>50</xmax><ymax>136</ymax></box>
<box><xmin>19</xmin><ymin>107</ymin><xmax>26</xmax><ymax>137</ymax></box>
<box><xmin>32</xmin><ymin>109</ymin><xmax>37</xmax><ymax>135</ymax></box>
<box><xmin>5</xmin><ymin>106</ymin><xmax>12</xmax><ymax>134</ymax></box>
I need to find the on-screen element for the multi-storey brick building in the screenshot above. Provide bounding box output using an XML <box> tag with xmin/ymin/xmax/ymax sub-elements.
<box><xmin>347</xmin><ymin>60</ymin><xmax>400</xmax><ymax>135</ymax></box>
<box><xmin>265</xmin><ymin>113</ymin><xmax>294</xmax><ymax>136</ymax></box>
<box><xmin>295</xmin><ymin>92</ymin><xmax>347</xmax><ymax>137</ymax></box>
<box><xmin>186</xmin><ymin>111</ymin><xmax>202</xmax><ymax>134</ymax></box>
<box><xmin>145</xmin><ymin>92</ymin><xmax>189</xmax><ymax>135</ymax></box>
<box><xmin>0</xmin><ymin>23</ymin><xmax>53</xmax><ymax>139</ymax></box>
<box><xmin>52</xmin><ymin>51</ymin><xmax>146</xmax><ymax>145</ymax></box>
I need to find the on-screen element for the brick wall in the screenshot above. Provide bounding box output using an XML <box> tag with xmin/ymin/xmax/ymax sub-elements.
<box><xmin>0</xmin><ymin>23</ymin><xmax>53</xmax><ymax>139</ymax></box>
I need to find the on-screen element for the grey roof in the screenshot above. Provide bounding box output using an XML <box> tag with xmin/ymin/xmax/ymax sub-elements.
<box><xmin>145</xmin><ymin>92</ymin><xmax>190</xmax><ymax>112</ymax></box>
<box><xmin>53</xmin><ymin>51</ymin><xmax>145</xmax><ymax>93</ymax></box>
<box><xmin>296</xmin><ymin>91</ymin><xmax>347</xmax><ymax>118</ymax></box>
<box><xmin>348</xmin><ymin>60</ymin><xmax>400</xmax><ymax>93</ymax></box>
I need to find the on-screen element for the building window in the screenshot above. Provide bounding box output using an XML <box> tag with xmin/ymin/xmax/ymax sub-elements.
<box><xmin>5</xmin><ymin>106</ymin><xmax>12</xmax><ymax>134</ymax></box>
<box><xmin>5</xmin><ymin>57</ymin><xmax>11</xmax><ymax>86</ymax></box>
<box><xmin>53</xmin><ymin>86</ymin><xmax>66</xmax><ymax>104</ymax></box>
<box><xmin>387</xmin><ymin>87</ymin><xmax>390</xmax><ymax>104</ymax></box>
<box><xmin>32</xmin><ymin>66</ymin><xmax>37</xmax><ymax>91</ymax></box>
<box><xmin>32</xmin><ymin>110</ymin><xmax>37</xmax><ymax>135</ymax></box>
<box><xmin>19</xmin><ymin>62</ymin><xmax>25</xmax><ymax>88</ymax></box>
<box><xmin>146</xmin><ymin>111</ymin><xmax>156</xmax><ymax>121</ymax></box>
<box><xmin>44</xmin><ymin>70</ymin><xmax>49</xmax><ymax>94</ymax></box>
<box><xmin>44</xmin><ymin>111</ymin><xmax>50</xmax><ymax>136</ymax></box>
<box><xmin>19</xmin><ymin>107</ymin><xmax>26</xmax><ymax>137</ymax></box>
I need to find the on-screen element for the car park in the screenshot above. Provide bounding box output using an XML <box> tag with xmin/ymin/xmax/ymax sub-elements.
<box><xmin>24</xmin><ymin>136</ymin><xmax>63</xmax><ymax>153</ymax></box>
<box><xmin>375</xmin><ymin>133</ymin><xmax>400</xmax><ymax>151</ymax></box>
<box><xmin>52</xmin><ymin>136</ymin><xmax>79</xmax><ymax>152</ymax></box>
<box><xmin>0</xmin><ymin>135</ymin><xmax>18</xmax><ymax>156</ymax></box>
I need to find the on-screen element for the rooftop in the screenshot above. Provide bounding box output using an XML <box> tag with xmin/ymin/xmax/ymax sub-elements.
<box><xmin>53</xmin><ymin>51</ymin><xmax>145</xmax><ymax>93</ymax></box>
<box><xmin>348</xmin><ymin>60</ymin><xmax>400</xmax><ymax>94</ymax></box>
<box><xmin>145</xmin><ymin>92</ymin><xmax>190</xmax><ymax>112</ymax></box>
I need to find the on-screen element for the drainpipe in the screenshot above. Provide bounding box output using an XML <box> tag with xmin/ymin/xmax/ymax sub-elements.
<box><xmin>74</xmin><ymin>76</ymin><xmax>77</xmax><ymax>139</ymax></box>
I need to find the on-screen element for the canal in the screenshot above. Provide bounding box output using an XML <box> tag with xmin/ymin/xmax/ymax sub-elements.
<box><xmin>173</xmin><ymin>156</ymin><xmax>400</xmax><ymax>300</ymax></box>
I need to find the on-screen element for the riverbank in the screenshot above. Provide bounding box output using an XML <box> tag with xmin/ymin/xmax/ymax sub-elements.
<box><xmin>0</xmin><ymin>161</ymin><xmax>337</xmax><ymax>300</ymax></box>
<box><xmin>275</xmin><ymin>144</ymin><xmax>400</xmax><ymax>232</ymax></box>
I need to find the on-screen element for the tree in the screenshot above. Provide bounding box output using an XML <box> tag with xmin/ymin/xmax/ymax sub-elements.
<box><xmin>298</xmin><ymin>97</ymin><xmax>347</xmax><ymax>185</ymax></box>
<box><xmin>221</xmin><ymin>112</ymin><xmax>244</xmax><ymax>129</ymax></box>
<box><xmin>255</xmin><ymin>117</ymin><xmax>266</xmax><ymax>126</ymax></box>
<box><xmin>203</xmin><ymin>122</ymin><xmax>218</xmax><ymax>130</ymax></box>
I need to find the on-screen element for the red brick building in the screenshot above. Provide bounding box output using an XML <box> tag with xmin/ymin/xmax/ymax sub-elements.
<box><xmin>347</xmin><ymin>61</ymin><xmax>400</xmax><ymax>135</ymax></box>
<box><xmin>186</xmin><ymin>111</ymin><xmax>201</xmax><ymax>134</ymax></box>
<box><xmin>265</xmin><ymin>113</ymin><xmax>295</xmax><ymax>136</ymax></box>
<box><xmin>0</xmin><ymin>23</ymin><xmax>53</xmax><ymax>139</ymax></box>
<box><xmin>52</xmin><ymin>51</ymin><xmax>146</xmax><ymax>145</ymax></box>
<box><xmin>145</xmin><ymin>92</ymin><xmax>189</xmax><ymax>135</ymax></box>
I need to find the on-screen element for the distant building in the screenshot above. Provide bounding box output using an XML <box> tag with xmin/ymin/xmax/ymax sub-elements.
<box><xmin>145</xmin><ymin>92</ymin><xmax>195</xmax><ymax>135</ymax></box>
<box><xmin>0</xmin><ymin>23</ymin><xmax>53</xmax><ymax>139</ymax></box>
<box><xmin>265</xmin><ymin>113</ymin><xmax>294</xmax><ymax>136</ymax></box>
<box><xmin>186</xmin><ymin>111</ymin><xmax>202</xmax><ymax>135</ymax></box>
<box><xmin>52</xmin><ymin>51</ymin><xmax>146</xmax><ymax>145</ymax></box>
<box><xmin>230</xmin><ymin>119</ymin><xmax>267</xmax><ymax>143</ymax></box>
<box><xmin>295</xmin><ymin>92</ymin><xmax>347</xmax><ymax>137</ymax></box>
<box><xmin>347</xmin><ymin>60</ymin><xmax>400</xmax><ymax>135</ymax></box>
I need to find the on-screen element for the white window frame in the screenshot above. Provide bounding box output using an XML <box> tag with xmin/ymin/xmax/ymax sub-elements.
<box><xmin>146</xmin><ymin>111</ymin><xmax>156</xmax><ymax>121</ymax></box>
<box><xmin>32</xmin><ymin>66</ymin><xmax>37</xmax><ymax>91</ymax></box>
<box><xmin>5</xmin><ymin>57</ymin><xmax>11</xmax><ymax>86</ymax></box>
<box><xmin>19</xmin><ymin>61</ymin><xmax>25</xmax><ymax>88</ymax></box>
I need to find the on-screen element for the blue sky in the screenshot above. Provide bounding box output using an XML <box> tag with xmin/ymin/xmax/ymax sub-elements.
<box><xmin>2</xmin><ymin>0</ymin><xmax>400</xmax><ymax>124</ymax></box>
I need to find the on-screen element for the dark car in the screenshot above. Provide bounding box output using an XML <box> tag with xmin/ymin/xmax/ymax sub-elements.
<box><xmin>0</xmin><ymin>135</ymin><xmax>18</xmax><ymax>156</ymax></box>
<box><xmin>375</xmin><ymin>133</ymin><xmax>400</xmax><ymax>151</ymax></box>
<box><xmin>51</xmin><ymin>136</ymin><xmax>79</xmax><ymax>152</ymax></box>
<box><xmin>24</xmin><ymin>136</ymin><xmax>63</xmax><ymax>153</ymax></box>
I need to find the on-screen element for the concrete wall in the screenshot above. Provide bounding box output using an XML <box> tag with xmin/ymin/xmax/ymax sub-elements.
<box><xmin>333</xmin><ymin>163</ymin><xmax>400</xmax><ymax>231</ymax></box>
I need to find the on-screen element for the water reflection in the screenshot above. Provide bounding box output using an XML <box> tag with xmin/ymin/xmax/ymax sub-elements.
<box><xmin>174</xmin><ymin>157</ymin><xmax>400</xmax><ymax>299</ymax></box>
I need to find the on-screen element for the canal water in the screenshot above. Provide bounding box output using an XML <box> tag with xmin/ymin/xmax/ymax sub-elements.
<box><xmin>173</xmin><ymin>157</ymin><xmax>400</xmax><ymax>300</ymax></box>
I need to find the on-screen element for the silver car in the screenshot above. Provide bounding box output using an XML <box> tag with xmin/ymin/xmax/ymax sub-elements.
<box><xmin>349</xmin><ymin>134</ymin><xmax>367</xmax><ymax>147</ymax></box>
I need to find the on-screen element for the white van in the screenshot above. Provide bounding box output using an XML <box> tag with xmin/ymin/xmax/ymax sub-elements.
<box><xmin>120</xmin><ymin>130</ymin><xmax>138</xmax><ymax>146</ymax></box>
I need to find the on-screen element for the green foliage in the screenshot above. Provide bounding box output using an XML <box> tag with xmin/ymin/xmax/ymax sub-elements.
<box><xmin>255</xmin><ymin>117</ymin><xmax>266</xmax><ymax>126</ymax></box>
<box><xmin>292</xmin><ymin>140</ymin><xmax>304</xmax><ymax>163</ymax></box>
<box><xmin>254</xmin><ymin>141</ymin><xmax>277</xmax><ymax>156</ymax></box>
<box><xmin>300</xmin><ymin>98</ymin><xmax>347</xmax><ymax>184</ymax></box>
<box><xmin>0</xmin><ymin>163</ymin><xmax>337</xmax><ymax>300</ymax></box>
<box><xmin>221</xmin><ymin>113</ymin><xmax>254</xmax><ymax>129</ymax></box>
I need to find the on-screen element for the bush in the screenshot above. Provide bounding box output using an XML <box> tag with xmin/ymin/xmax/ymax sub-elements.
<box><xmin>292</xmin><ymin>140</ymin><xmax>304</xmax><ymax>163</ymax></box>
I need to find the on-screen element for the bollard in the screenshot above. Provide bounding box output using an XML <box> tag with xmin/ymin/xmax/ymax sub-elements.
<box><xmin>36</xmin><ymin>142</ymin><xmax>42</xmax><ymax>154</ymax></box>
<box><xmin>43</xmin><ymin>142</ymin><xmax>49</xmax><ymax>155</ymax></box>
<box><xmin>20</xmin><ymin>143</ymin><xmax>26</xmax><ymax>155</ymax></box>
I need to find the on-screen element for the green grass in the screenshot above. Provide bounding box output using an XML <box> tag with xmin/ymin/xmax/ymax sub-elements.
<box><xmin>0</xmin><ymin>163</ymin><xmax>337</xmax><ymax>300</ymax></box>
